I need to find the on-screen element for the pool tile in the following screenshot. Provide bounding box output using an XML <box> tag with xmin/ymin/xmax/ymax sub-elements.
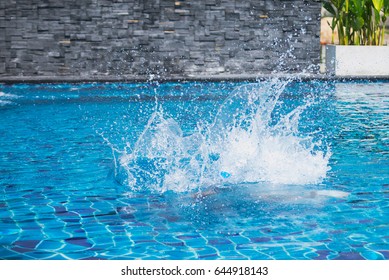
<box><xmin>0</xmin><ymin>248</ymin><xmax>26</xmax><ymax>259</ymax></box>
<box><xmin>44</xmin><ymin>254</ymin><xmax>70</xmax><ymax>260</ymax></box>
<box><xmin>37</xmin><ymin>240</ymin><xmax>64</xmax><ymax>250</ymax></box>
<box><xmin>313</xmin><ymin>250</ymin><xmax>331</xmax><ymax>260</ymax></box>
<box><xmin>162</xmin><ymin>250</ymin><xmax>194</xmax><ymax>259</ymax></box>
<box><xmin>81</xmin><ymin>256</ymin><xmax>107</xmax><ymax>260</ymax></box>
<box><xmin>208</xmin><ymin>238</ymin><xmax>232</xmax><ymax>245</ymax></box>
<box><xmin>183</xmin><ymin>237</ymin><xmax>207</xmax><ymax>248</ymax></box>
<box><xmin>361</xmin><ymin>250</ymin><xmax>385</xmax><ymax>260</ymax></box>
<box><xmin>250</xmin><ymin>237</ymin><xmax>271</xmax><ymax>243</ymax></box>
<box><xmin>198</xmin><ymin>253</ymin><xmax>219</xmax><ymax>259</ymax></box>
<box><xmin>65</xmin><ymin>237</ymin><xmax>93</xmax><ymax>248</ymax></box>
<box><xmin>177</xmin><ymin>234</ymin><xmax>201</xmax><ymax>240</ymax></box>
<box><xmin>11</xmin><ymin>246</ymin><xmax>34</xmax><ymax>254</ymax></box>
<box><xmin>162</xmin><ymin>241</ymin><xmax>185</xmax><ymax>247</ymax></box>
<box><xmin>13</xmin><ymin>240</ymin><xmax>41</xmax><ymax>249</ymax></box>
<box><xmin>23</xmin><ymin>251</ymin><xmax>59</xmax><ymax>260</ymax></box>
<box><xmin>377</xmin><ymin>250</ymin><xmax>389</xmax><ymax>259</ymax></box>
<box><xmin>334</xmin><ymin>251</ymin><xmax>365</xmax><ymax>260</ymax></box>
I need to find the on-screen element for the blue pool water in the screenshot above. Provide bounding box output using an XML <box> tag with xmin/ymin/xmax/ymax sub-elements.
<box><xmin>0</xmin><ymin>80</ymin><xmax>388</xmax><ymax>260</ymax></box>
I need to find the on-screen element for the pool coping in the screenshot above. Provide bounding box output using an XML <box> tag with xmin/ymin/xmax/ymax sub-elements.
<box><xmin>1</xmin><ymin>73</ymin><xmax>389</xmax><ymax>83</ymax></box>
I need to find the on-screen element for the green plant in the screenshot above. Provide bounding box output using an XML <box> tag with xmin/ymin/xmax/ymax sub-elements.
<box><xmin>323</xmin><ymin>0</ymin><xmax>389</xmax><ymax>45</ymax></box>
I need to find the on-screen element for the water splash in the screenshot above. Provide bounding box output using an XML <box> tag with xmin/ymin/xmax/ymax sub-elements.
<box><xmin>0</xmin><ymin>91</ymin><xmax>20</xmax><ymax>106</ymax></box>
<box><xmin>114</xmin><ymin>80</ymin><xmax>331</xmax><ymax>193</ymax></box>
<box><xmin>0</xmin><ymin>92</ymin><xmax>20</xmax><ymax>99</ymax></box>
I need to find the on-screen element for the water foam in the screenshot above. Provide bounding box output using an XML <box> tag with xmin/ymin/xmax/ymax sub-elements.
<box><xmin>114</xmin><ymin>80</ymin><xmax>331</xmax><ymax>193</ymax></box>
<box><xmin>0</xmin><ymin>92</ymin><xmax>19</xmax><ymax>106</ymax></box>
<box><xmin>0</xmin><ymin>92</ymin><xmax>20</xmax><ymax>99</ymax></box>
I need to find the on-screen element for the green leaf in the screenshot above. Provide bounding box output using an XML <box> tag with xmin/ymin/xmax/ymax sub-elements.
<box><xmin>372</xmin><ymin>0</ymin><xmax>384</xmax><ymax>11</ymax></box>
<box><xmin>374</xmin><ymin>8</ymin><xmax>381</xmax><ymax>22</ymax></box>
<box><xmin>327</xmin><ymin>21</ymin><xmax>335</xmax><ymax>31</ymax></box>
<box><xmin>351</xmin><ymin>0</ymin><xmax>364</xmax><ymax>14</ymax></box>
<box><xmin>323</xmin><ymin>2</ymin><xmax>337</xmax><ymax>16</ymax></box>
<box><xmin>352</xmin><ymin>16</ymin><xmax>365</xmax><ymax>30</ymax></box>
<box><xmin>330</xmin><ymin>0</ymin><xmax>346</xmax><ymax>11</ymax></box>
<box><xmin>384</xmin><ymin>0</ymin><xmax>389</xmax><ymax>15</ymax></box>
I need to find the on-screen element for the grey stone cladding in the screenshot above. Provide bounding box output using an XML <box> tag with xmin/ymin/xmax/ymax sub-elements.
<box><xmin>0</xmin><ymin>0</ymin><xmax>322</xmax><ymax>77</ymax></box>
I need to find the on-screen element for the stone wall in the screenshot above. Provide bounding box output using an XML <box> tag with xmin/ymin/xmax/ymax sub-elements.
<box><xmin>0</xmin><ymin>0</ymin><xmax>322</xmax><ymax>78</ymax></box>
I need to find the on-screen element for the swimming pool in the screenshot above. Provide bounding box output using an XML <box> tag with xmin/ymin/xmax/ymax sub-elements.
<box><xmin>0</xmin><ymin>79</ymin><xmax>388</xmax><ymax>260</ymax></box>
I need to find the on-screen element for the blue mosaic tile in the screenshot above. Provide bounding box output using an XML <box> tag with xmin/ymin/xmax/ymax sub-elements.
<box><xmin>118</xmin><ymin>213</ymin><xmax>135</xmax><ymax>220</ymax></box>
<box><xmin>177</xmin><ymin>234</ymin><xmax>201</xmax><ymax>240</ymax></box>
<box><xmin>112</xmin><ymin>235</ymin><xmax>131</xmax><ymax>244</ymax></box>
<box><xmin>19</xmin><ymin>222</ymin><xmax>41</xmax><ymax>231</ymax></box>
<box><xmin>74</xmin><ymin>208</ymin><xmax>96</xmax><ymax>216</ymax></box>
<box><xmin>65</xmin><ymin>237</ymin><xmax>93</xmax><ymax>248</ymax></box>
<box><xmin>130</xmin><ymin>245</ymin><xmax>150</xmax><ymax>254</ymax></box>
<box><xmin>60</xmin><ymin>243</ymin><xmax>93</xmax><ymax>253</ymax></box>
<box><xmin>334</xmin><ymin>251</ymin><xmax>366</xmax><ymax>260</ymax></box>
<box><xmin>0</xmin><ymin>221</ymin><xmax>13</xmax><ymax>232</ymax></box>
<box><xmin>198</xmin><ymin>253</ymin><xmax>219</xmax><ymax>259</ymax></box>
<box><xmin>88</xmin><ymin>236</ymin><xmax>115</xmax><ymax>246</ymax></box>
<box><xmin>12</xmin><ymin>240</ymin><xmax>41</xmax><ymax>249</ymax></box>
<box><xmin>0</xmin><ymin>248</ymin><xmax>26</xmax><ymax>259</ymax></box>
<box><xmin>162</xmin><ymin>249</ymin><xmax>195</xmax><ymax>259</ymax></box>
<box><xmin>2</xmin><ymin>253</ymin><xmax>35</xmax><ymax>260</ymax></box>
<box><xmin>141</xmin><ymin>256</ymin><xmax>167</xmax><ymax>260</ymax></box>
<box><xmin>377</xmin><ymin>250</ymin><xmax>389</xmax><ymax>259</ymax></box>
<box><xmin>58</xmin><ymin>250</ymin><xmax>97</xmax><ymax>260</ymax></box>
<box><xmin>22</xmin><ymin>251</ymin><xmax>59</xmax><ymax>260</ymax></box>
<box><xmin>228</xmin><ymin>235</ymin><xmax>250</xmax><ymax>245</ymax></box>
<box><xmin>313</xmin><ymin>250</ymin><xmax>331</xmax><ymax>260</ymax></box>
<box><xmin>40</xmin><ymin>253</ymin><xmax>69</xmax><ymax>260</ymax></box>
<box><xmin>250</xmin><ymin>237</ymin><xmax>271</xmax><ymax>243</ymax></box>
<box><xmin>36</xmin><ymin>240</ymin><xmax>64</xmax><ymax>250</ymax></box>
<box><xmin>360</xmin><ymin>250</ymin><xmax>385</xmax><ymax>260</ymax></box>
<box><xmin>98</xmin><ymin>248</ymin><xmax>136</xmax><ymax>258</ymax></box>
<box><xmin>0</xmin><ymin>208</ymin><xmax>13</xmax><ymax>218</ymax></box>
<box><xmin>10</xmin><ymin>246</ymin><xmax>34</xmax><ymax>254</ymax></box>
<box><xmin>219</xmin><ymin>251</ymin><xmax>249</xmax><ymax>260</ymax></box>
<box><xmin>208</xmin><ymin>238</ymin><xmax>232</xmax><ymax>246</ymax></box>
<box><xmin>81</xmin><ymin>223</ymin><xmax>107</xmax><ymax>233</ymax></box>
<box><xmin>133</xmin><ymin>239</ymin><xmax>157</xmax><ymax>245</ymax></box>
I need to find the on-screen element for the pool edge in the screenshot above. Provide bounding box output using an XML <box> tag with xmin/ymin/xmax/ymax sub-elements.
<box><xmin>1</xmin><ymin>74</ymin><xmax>389</xmax><ymax>84</ymax></box>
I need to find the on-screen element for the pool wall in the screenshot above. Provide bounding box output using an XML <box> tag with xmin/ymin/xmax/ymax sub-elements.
<box><xmin>0</xmin><ymin>0</ymin><xmax>321</xmax><ymax>78</ymax></box>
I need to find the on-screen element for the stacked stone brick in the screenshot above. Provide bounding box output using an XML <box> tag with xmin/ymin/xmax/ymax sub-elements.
<box><xmin>0</xmin><ymin>0</ymin><xmax>321</xmax><ymax>77</ymax></box>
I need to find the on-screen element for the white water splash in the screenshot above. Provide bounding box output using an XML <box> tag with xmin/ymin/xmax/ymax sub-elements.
<box><xmin>0</xmin><ymin>92</ymin><xmax>20</xmax><ymax>99</ymax></box>
<box><xmin>115</xmin><ymin>80</ymin><xmax>331</xmax><ymax>193</ymax></box>
<box><xmin>0</xmin><ymin>92</ymin><xmax>20</xmax><ymax>106</ymax></box>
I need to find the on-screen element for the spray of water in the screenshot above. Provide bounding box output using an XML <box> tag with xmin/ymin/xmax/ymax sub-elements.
<box><xmin>114</xmin><ymin>79</ymin><xmax>331</xmax><ymax>193</ymax></box>
<box><xmin>0</xmin><ymin>92</ymin><xmax>19</xmax><ymax>106</ymax></box>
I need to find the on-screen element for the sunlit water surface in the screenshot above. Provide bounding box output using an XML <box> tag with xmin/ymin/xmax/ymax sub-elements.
<box><xmin>0</xmin><ymin>80</ymin><xmax>388</xmax><ymax>259</ymax></box>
